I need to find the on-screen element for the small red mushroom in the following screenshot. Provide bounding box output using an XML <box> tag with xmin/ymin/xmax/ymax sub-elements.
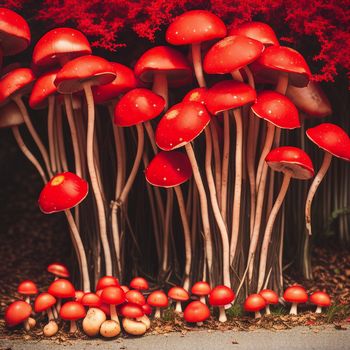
<box><xmin>147</xmin><ymin>290</ymin><xmax>168</xmax><ymax>319</ymax></box>
<box><xmin>209</xmin><ymin>285</ymin><xmax>235</xmax><ymax>322</ymax></box>
<box><xmin>5</xmin><ymin>300</ymin><xmax>33</xmax><ymax>331</ymax></box>
<box><xmin>129</xmin><ymin>277</ymin><xmax>149</xmax><ymax>291</ymax></box>
<box><xmin>125</xmin><ymin>290</ymin><xmax>146</xmax><ymax>306</ymax></box>
<box><xmin>47</xmin><ymin>263</ymin><xmax>70</xmax><ymax>280</ymax></box>
<box><xmin>191</xmin><ymin>281</ymin><xmax>211</xmax><ymax>304</ymax></box>
<box><xmin>244</xmin><ymin>294</ymin><xmax>266</xmax><ymax>318</ymax></box>
<box><xmin>120</xmin><ymin>303</ymin><xmax>148</xmax><ymax>335</ymax></box>
<box><xmin>34</xmin><ymin>292</ymin><xmax>56</xmax><ymax>322</ymax></box>
<box><xmin>75</xmin><ymin>290</ymin><xmax>84</xmax><ymax>303</ymax></box>
<box><xmin>259</xmin><ymin>289</ymin><xmax>279</xmax><ymax>315</ymax></box>
<box><xmin>310</xmin><ymin>291</ymin><xmax>331</xmax><ymax>313</ymax></box>
<box><xmin>60</xmin><ymin>301</ymin><xmax>86</xmax><ymax>333</ymax></box>
<box><xmin>283</xmin><ymin>285</ymin><xmax>308</xmax><ymax>315</ymax></box>
<box><xmin>168</xmin><ymin>286</ymin><xmax>190</xmax><ymax>313</ymax></box>
<box><xmin>48</xmin><ymin>278</ymin><xmax>75</xmax><ymax>313</ymax></box>
<box><xmin>184</xmin><ymin>301</ymin><xmax>210</xmax><ymax>326</ymax></box>
<box><xmin>96</xmin><ymin>276</ymin><xmax>120</xmax><ymax>291</ymax></box>
<box><xmin>100</xmin><ymin>286</ymin><xmax>125</xmax><ymax>326</ymax></box>
<box><xmin>81</xmin><ymin>293</ymin><xmax>102</xmax><ymax>309</ymax></box>
<box><xmin>18</xmin><ymin>280</ymin><xmax>38</xmax><ymax>305</ymax></box>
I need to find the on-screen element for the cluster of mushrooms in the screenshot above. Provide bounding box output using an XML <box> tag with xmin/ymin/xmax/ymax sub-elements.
<box><xmin>5</xmin><ymin>263</ymin><xmax>331</xmax><ymax>337</ymax></box>
<box><xmin>0</xmin><ymin>6</ymin><xmax>349</xmax><ymax>321</ymax></box>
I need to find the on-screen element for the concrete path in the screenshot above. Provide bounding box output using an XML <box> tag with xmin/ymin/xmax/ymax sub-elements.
<box><xmin>1</xmin><ymin>325</ymin><xmax>349</xmax><ymax>350</ymax></box>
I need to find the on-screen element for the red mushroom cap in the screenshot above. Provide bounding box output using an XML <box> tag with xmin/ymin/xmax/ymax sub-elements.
<box><xmin>29</xmin><ymin>70</ymin><xmax>59</xmax><ymax>109</ymax></box>
<box><xmin>191</xmin><ymin>281</ymin><xmax>211</xmax><ymax>296</ymax></box>
<box><xmin>145</xmin><ymin>151</ymin><xmax>192</xmax><ymax>188</ymax></box>
<box><xmin>129</xmin><ymin>277</ymin><xmax>149</xmax><ymax>291</ymax></box>
<box><xmin>120</xmin><ymin>285</ymin><xmax>130</xmax><ymax>293</ymax></box>
<box><xmin>306</xmin><ymin>123</ymin><xmax>350</xmax><ymax>161</ymax></box>
<box><xmin>134</xmin><ymin>46</ymin><xmax>192</xmax><ymax>84</ymax></box>
<box><xmin>5</xmin><ymin>301</ymin><xmax>32</xmax><ymax>327</ymax></box>
<box><xmin>256</xmin><ymin>46</ymin><xmax>311</xmax><ymax>87</ymax></box>
<box><xmin>74</xmin><ymin>290</ymin><xmax>84</xmax><ymax>303</ymax></box>
<box><xmin>114</xmin><ymin>88</ymin><xmax>165</xmax><ymax>127</ymax></box>
<box><xmin>183</xmin><ymin>88</ymin><xmax>207</xmax><ymax>105</ymax></box>
<box><xmin>98</xmin><ymin>303</ymin><xmax>111</xmax><ymax>316</ymax></box>
<box><xmin>120</xmin><ymin>303</ymin><xmax>144</xmax><ymax>319</ymax></box>
<box><xmin>204</xmin><ymin>35</ymin><xmax>264</xmax><ymax>74</ymax></box>
<box><xmin>259</xmin><ymin>289</ymin><xmax>279</xmax><ymax>305</ymax></box>
<box><xmin>166</xmin><ymin>10</ymin><xmax>226</xmax><ymax>45</ymax></box>
<box><xmin>266</xmin><ymin>146</ymin><xmax>315</xmax><ymax>180</ymax></box>
<box><xmin>244</xmin><ymin>294</ymin><xmax>266</xmax><ymax>312</ymax></box>
<box><xmin>309</xmin><ymin>291</ymin><xmax>331</xmax><ymax>307</ymax></box>
<box><xmin>168</xmin><ymin>287</ymin><xmax>190</xmax><ymax>302</ymax></box>
<box><xmin>125</xmin><ymin>290</ymin><xmax>146</xmax><ymax>306</ymax></box>
<box><xmin>142</xmin><ymin>303</ymin><xmax>152</xmax><ymax>316</ymax></box>
<box><xmin>0</xmin><ymin>68</ymin><xmax>35</xmax><ymax>104</ymax></box>
<box><xmin>0</xmin><ymin>8</ymin><xmax>30</xmax><ymax>55</ymax></box>
<box><xmin>38</xmin><ymin>172</ymin><xmax>89</xmax><ymax>214</ymax></box>
<box><xmin>47</xmin><ymin>263</ymin><xmax>70</xmax><ymax>278</ymax></box>
<box><xmin>283</xmin><ymin>286</ymin><xmax>308</xmax><ymax>304</ymax></box>
<box><xmin>184</xmin><ymin>301</ymin><xmax>210</xmax><ymax>323</ymax></box>
<box><xmin>48</xmin><ymin>279</ymin><xmax>75</xmax><ymax>299</ymax></box>
<box><xmin>0</xmin><ymin>102</ymin><xmax>24</xmax><ymax>128</ymax></box>
<box><xmin>205</xmin><ymin>80</ymin><xmax>256</xmax><ymax>115</ymax></box>
<box><xmin>229</xmin><ymin>22</ymin><xmax>279</xmax><ymax>47</ymax></box>
<box><xmin>81</xmin><ymin>293</ymin><xmax>101</xmax><ymax>308</ymax></box>
<box><xmin>156</xmin><ymin>101</ymin><xmax>210</xmax><ymax>151</ymax></box>
<box><xmin>32</xmin><ymin>28</ymin><xmax>91</xmax><ymax>69</ymax></box>
<box><xmin>147</xmin><ymin>290</ymin><xmax>168</xmax><ymax>308</ymax></box>
<box><xmin>60</xmin><ymin>301</ymin><xmax>86</xmax><ymax>321</ymax></box>
<box><xmin>92</xmin><ymin>62</ymin><xmax>139</xmax><ymax>104</ymax></box>
<box><xmin>209</xmin><ymin>285</ymin><xmax>235</xmax><ymax>306</ymax></box>
<box><xmin>251</xmin><ymin>91</ymin><xmax>300</xmax><ymax>129</ymax></box>
<box><xmin>18</xmin><ymin>280</ymin><xmax>38</xmax><ymax>295</ymax></box>
<box><xmin>100</xmin><ymin>286</ymin><xmax>125</xmax><ymax>306</ymax></box>
<box><xmin>34</xmin><ymin>292</ymin><xmax>57</xmax><ymax>313</ymax></box>
<box><xmin>96</xmin><ymin>276</ymin><xmax>120</xmax><ymax>291</ymax></box>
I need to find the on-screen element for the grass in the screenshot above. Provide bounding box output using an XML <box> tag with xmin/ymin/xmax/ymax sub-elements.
<box><xmin>325</xmin><ymin>303</ymin><xmax>350</xmax><ymax>323</ymax></box>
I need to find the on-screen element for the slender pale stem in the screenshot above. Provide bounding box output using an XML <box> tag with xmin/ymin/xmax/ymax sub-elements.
<box><xmin>265</xmin><ymin>304</ymin><xmax>271</xmax><ymax>315</ymax></box>
<box><xmin>315</xmin><ymin>305</ymin><xmax>322</xmax><ymax>313</ymax></box>
<box><xmin>175</xmin><ymin>301</ymin><xmax>182</xmax><ymax>313</ymax></box>
<box><xmin>69</xmin><ymin>320</ymin><xmax>77</xmax><ymax>333</ymax></box>
<box><xmin>154</xmin><ymin>307</ymin><xmax>161</xmax><ymax>319</ymax></box>
<box><xmin>305</xmin><ymin>152</ymin><xmax>332</xmax><ymax>235</ymax></box>
<box><xmin>191</xmin><ymin>43</ymin><xmax>206</xmax><ymax>88</ymax></box>
<box><xmin>210</xmin><ymin>121</ymin><xmax>222</xmax><ymax>204</ymax></box>
<box><xmin>56</xmin><ymin>104</ymin><xmax>68</xmax><ymax>172</ymax></box>
<box><xmin>47</xmin><ymin>307</ymin><xmax>54</xmax><ymax>321</ymax></box>
<box><xmin>110</xmin><ymin>304</ymin><xmax>120</xmax><ymax>325</ymax></box>
<box><xmin>276</xmin><ymin>73</ymin><xmax>289</xmax><ymax>95</ymax></box>
<box><xmin>162</xmin><ymin>188</ymin><xmax>173</xmax><ymax>273</ymax></box>
<box><xmin>289</xmin><ymin>302</ymin><xmax>298</xmax><ymax>315</ymax></box>
<box><xmin>47</xmin><ymin>95</ymin><xmax>56</xmax><ymax>173</ymax></box>
<box><xmin>221</xmin><ymin>110</ymin><xmax>230</xmax><ymax>222</ymax></box>
<box><xmin>144</xmin><ymin>120</ymin><xmax>158</xmax><ymax>154</ymax></box>
<box><xmin>255</xmin><ymin>311</ymin><xmax>262</xmax><ymax>319</ymax></box>
<box><xmin>152</xmin><ymin>72</ymin><xmax>168</xmax><ymax>109</ymax></box>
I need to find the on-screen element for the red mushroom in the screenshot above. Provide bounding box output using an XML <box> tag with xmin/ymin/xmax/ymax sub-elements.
<box><xmin>244</xmin><ymin>294</ymin><xmax>266</xmax><ymax>318</ymax></box>
<box><xmin>310</xmin><ymin>291</ymin><xmax>331</xmax><ymax>313</ymax></box>
<box><xmin>283</xmin><ymin>285</ymin><xmax>308</xmax><ymax>315</ymax></box>
<box><xmin>18</xmin><ymin>280</ymin><xmax>38</xmax><ymax>305</ymax></box>
<box><xmin>100</xmin><ymin>286</ymin><xmax>125</xmax><ymax>326</ymax></box>
<box><xmin>34</xmin><ymin>292</ymin><xmax>57</xmax><ymax>322</ymax></box>
<box><xmin>129</xmin><ymin>277</ymin><xmax>149</xmax><ymax>292</ymax></box>
<box><xmin>48</xmin><ymin>278</ymin><xmax>75</xmax><ymax>314</ymax></box>
<box><xmin>184</xmin><ymin>301</ymin><xmax>210</xmax><ymax>326</ymax></box>
<box><xmin>191</xmin><ymin>281</ymin><xmax>211</xmax><ymax>304</ymax></box>
<box><xmin>259</xmin><ymin>289</ymin><xmax>279</xmax><ymax>315</ymax></box>
<box><xmin>60</xmin><ymin>301</ymin><xmax>86</xmax><ymax>333</ymax></box>
<box><xmin>147</xmin><ymin>290</ymin><xmax>168</xmax><ymax>319</ymax></box>
<box><xmin>75</xmin><ymin>290</ymin><xmax>84</xmax><ymax>303</ymax></box>
<box><xmin>209</xmin><ymin>285</ymin><xmax>235</xmax><ymax>322</ymax></box>
<box><xmin>47</xmin><ymin>263</ymin><xmax>70</xmax><ymax>280</ymax></box>
<box><xmin>120</xmin><ymin>303</ymin><xmax>148</xmax><ymax>335</ymax></box>
<box><xmin>168</xmin><ymin>286</ymin><xmax>190</xmax><ymax>313</ymax></box>
<box><xmin>81</xmin><ymin>293</ymin><xmax>102</xmax><ymax>309</ymax></box>
<box><xmin>96</xmin><ymin>276</ymin><xmax>120</xmax><ymax>291</ymax></box>
<box><xmin>5</xmin><ymin>301</ymin><xmax>33</xmax><ymax>331</ymax></box>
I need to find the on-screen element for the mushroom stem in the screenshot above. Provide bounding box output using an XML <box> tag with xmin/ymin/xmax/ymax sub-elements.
<box><xmin>185</xmin><ymin>143</ymin><xmax>213</xmax><ymax>284</ymax></box>
<box><xmin>210</xmin><ymin>120</ymin><xmax>222</xmax><ymax>205</ymax></box>
<box><xmin>144</xmin><ymin>120</ymin><xmax>158</xmax><ymax>154</ymax></box>
<box><xmin>305</xmin><ymin>152</ymin><xmax>333</xmax><ymax>235</ymax></box>
<box><xmin>56</xmin><ymin>104</ymin><xmax>68</xmax><ymax>172</ymax></box>
<box><xmin>289</xmin><ymin>302</ymin><xmax>298</xmax><ymax>315</ymax></box>
<box><xmin>257</xmin><ymin>173</ymin><xmax>292</xmax><ymax>292</ymax></box>
<box><xmin>315</xmin><ymin>305</ymin><xmax>322</xmax><ymax>314</ymax></box>
<box><xmin>152</xmin><ymin>72</ymin><xmax>168</xmax><ymax>109</ymax></box>
<box><xmin>197</xmin><ymin>321</ymin><xmax>203</xmax><ymax>326</ymax></box>
<box><xmin>56</xmin><ymin>298</ymin><xmax>62</xmax><ymax>313</ymax></box>
<box><xmin>199</xmin><ymin>296</ymin><xmax>206</xmax><ymax>304</ymax></box>
<box><xmin>154</xmin><ymin>307</ymin><xmax>161</xmax><ymax>319</ymax></box>
<box><xmin>191</xmin><ymin>43</ymin><xmax>206</xmax><ymax>88</ymax></box>
<box><xmin>24</xmin><ymin>318</ymin><xmax>30</xmax><ymax>332</ymax></box>
<box><xmin>47</xmin><ymin>95</ymin><xmax>57</xmax><ymax>173</ymax></box>
<box><xmin>83</xmin><ymin>81</ymin><xmax>113</xmax><ymax>276</ymax></box>
<box><xmin>162</xmin><ymin>188</ymin><xmax>174</xmax><ymax>274</ymax></box>
<box><xmin>47</xmin><ymin>307</ymin><xmax>55</xmax><ymax>321</ymax></box>
<box><xmin>221</xmin><ymin>110</ymin><xmax>230</xmax><ymax>221</ymax></box>
<box><xmin>69</xmin><ymin>320</ymin><xmax>77</xmax><ymax>333</ymax></box>
<box><xmin>230</xmin><ymin>108</ymin><xmax>244</xmax><ymax>264</ymax></box>
<box><xmin>218</xmin><ymin>306</ymin><xmax>227</xmax><ymax>323</ymax></box>
<box><xmin>110</xmin><ymin>304</ymin><xmax>120</xmax><ymax>324</ymax></box>
<box><xmin>204</xmin><ymin>128</ymin><xmax>231</xmax><ymax>288</ymax></box>
<box><xmin>255</xmin><ymin>311</ymin><xmax>262</xmax><ymax>319</ymax></box>
<box><xmin>265</xmin><ymin>304</ymin><xmax>271</xmax><ymax>315</ymax></box>
<box><xmin>174</xmin><ymin>186</ymin><xmax>192</xmax><ymax>292</ymax></box>
<box><xmin>175</xmin><ymin>301</ymin><xmax>183</xmax><ymax>313</ymax></box>
<box><xmin>12</xmin><ymin>126</ymin><xmax>48</xmax><ymax>183</ymax></box>
<box><xmin>64</xmin><ymin>209</ymin><xmax>91</xmax><ymax>292</ymax></box>
<box><xmin>276</xmin><ymin>73</ymin><xmax>289</xmax><ymax>95</ymax></box>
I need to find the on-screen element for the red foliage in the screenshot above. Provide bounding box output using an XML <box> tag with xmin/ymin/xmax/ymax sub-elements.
<box><xmin>1</xmin><ymin>0</ymin><xmax>349</xmax><ymax>83</ymax></box>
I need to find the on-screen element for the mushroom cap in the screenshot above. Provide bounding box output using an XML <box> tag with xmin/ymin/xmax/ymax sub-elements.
<box><xmin>48</xmin><ymin>279</ymin><xmax>75</xmax><ymax>299</ymax></box>
<box><xmin>251</xmin><ymin>91</ymin><xmax>300</xmax><ymax>129</ymax></box>
<box><xmin>47</xmin><ymin>262</ymin><xmax>70</xmax><ymax>278</ymax></box>
<box><xmin>184</xmin><ymin>301</ymin><xmax>210</xmax><ymax>323</ymax></box>
<box><xmin>183</xmin><ymin>88</ymin><xmax>207</xmax><ymax>105</ymax></box>
<box><xmin>134</xmin><ymin>46</ymin><xmax>192</xmax><ymax>84</ymax></box>
<box><xmin>203</xmin><ymin>35</ymin><xmax>264</xmax><ymax>74</ymax></box>
<box><xmin>96</xmin><ymin>276</ymin><xmax>120</xmax><ymax>291</ymax></box>
<box><xmin>0</xmin><ymin>68</ymin><xmax>35</xmax><ymax>104</ymax></box>
<box><xmin>283</xmin><ymin>286</ymin><xmax>308</xmax><ymax>304</ymax></box>
<box><xmin>60</xmin><ymin>301</ymin><xmax>86</xmax><ymax>321</ymax></box>
<box><xmin>205</xmin><ymin>80</ymin><xmax>257</xmax><ymax>115</ymax></box>
<box><xmin>256</xmin><ymin>45</ymin><xmax>311</xmax><ymax>87</ymax></box>
<box><xmin>209</xmin><ymin>285</ymin><xmax>235</xmax><ymax>306</ymax></box>
<box><xmin>32</xmin><ymin>27</ymin><xmax>91</xmax><ymax>69</ymax></box>
<box><xmin>125</xmin><ymin>290</ymin><xmax>146</xmax><ymax>306</ymax></box>
<box><xmin>74</xmin><ymin>290</ymin><xmax>84</xmax><ymax>302</ymax></box>
<box><xmin>286</xmin><ymin>81</ymin><xmax>332</xmax><ymax>118</ymax></box>
<box><xmin>168</xmin><ymin>286</ymin><xmax>190</xmax><ymax>301</ymax></box>
<box><xmin>100</xmin><ymin>286</ymin><xmax>125</xmax><ymax>306</ymax></box>
<box><xmin>54</xmin><ymin>55</ymin><xmax>116</xmax><ymax>94</ymax></box>
<box><xmin>0</xmin><ymin>8</ymin><xmax>30</xmax><ymax>55</ymax></box>
<box><xmin>120</xmin><ymin>285</ymin><xmax>130</xmax><ymax>293</ymax></box>
<box><xmin>244</xmin><ymin>294</ymin><xmax>266</xmax><ymax>312</ymax></box>
<box><xmin>98</xmin><ymin>303</ymin><xmax>111</xmax><ymax>316</ymax></box>
<box><xmin>18</xmin><ymin>280</ymin><xmax>38</xmax><ymax>295</ymax></box>
<box><xmin>81</xmin><ymin>293</ymin><xmax>102</xmax><ymax>308</ymax></box>
<box><xmin>34</xmin><ymin>292</ymin><xmax>57</xmax><ymax>312</ymax></box>
<box><xmin>191</xmin><ymin>281</ymin><xmax>211</xmax><ymax>296</ymax></box>
<box><xmin>120</xmin><ymin>303</ymin><xmax>144</xmax><ymax>319</ymax></box>
<box><xmin>265</xmin><ymin>146</ymin><xmax>314</xmax><ymax>180</ymax></box>
<box><xmin>145</xmin><ymin>151</ymin><xmax>192</xmax><ymax>188</ymax></box>
<box><xmin>114</xmin><ymin>88</ymin><xmax>165</xmax><ymax>127</ymax></box>
<box><xmin>166</xmin><ymin>10</ymin><xmax>226</xmax><ymax>45</ymax></box>
<box><xmin>0</xmin><ymin>102</ymin><xmax>24</xmax><ymax>128</ymax></box>
<box><xmin>309</xmin><ymin>291</ymin><xmax>331</xmax><ymax>307</ymax></box>
<box><xmin>29</xmin><ymin>70</ymin><xmax>59</xmax><ymax>109</ymax></box>
<box><xmin>5</xmin><ymin>301</ymin><xmax>32</xmax><ymax>327</ymax></box>
<box><xmin>306</xmin><ymin>123</ymin><xmax>350</xmax><ymax>161</ymax></box>
<box><xmin>155</xmin><ymin>101</ymin><xmax>210</xmax><ymax>151</ymax></box>
<box><xmin>147</xmin><ymin>290</ymin><xmax>168</xmax><ymax>308</ymax></box>
<box><xmin>142</xmin><ymin>303</ymin><xmax>152</xmax><ymax>316</ymax></box>
<box><xmin>93</xmin><ymin>62</ymin><xmax>139</xmax><ymax>104</ymax></box>
<box><xmin>129</xmin><ymin>277</ymin><xmax>149</xmax><ymax>291</ymax></box>
<box><xmin>38</xmin><ymin>172</ymin><xmax>89</xmax><ymax>214</ymax></box>
<box><xmin>228</xmin><ymin>21</ymin><xmax>279</xmax><ymax>46</ymax></box>
<box><xmin>259</xmin><ymin>289</ymin><xmax>279</xmax><ymax>305</ymax></box>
